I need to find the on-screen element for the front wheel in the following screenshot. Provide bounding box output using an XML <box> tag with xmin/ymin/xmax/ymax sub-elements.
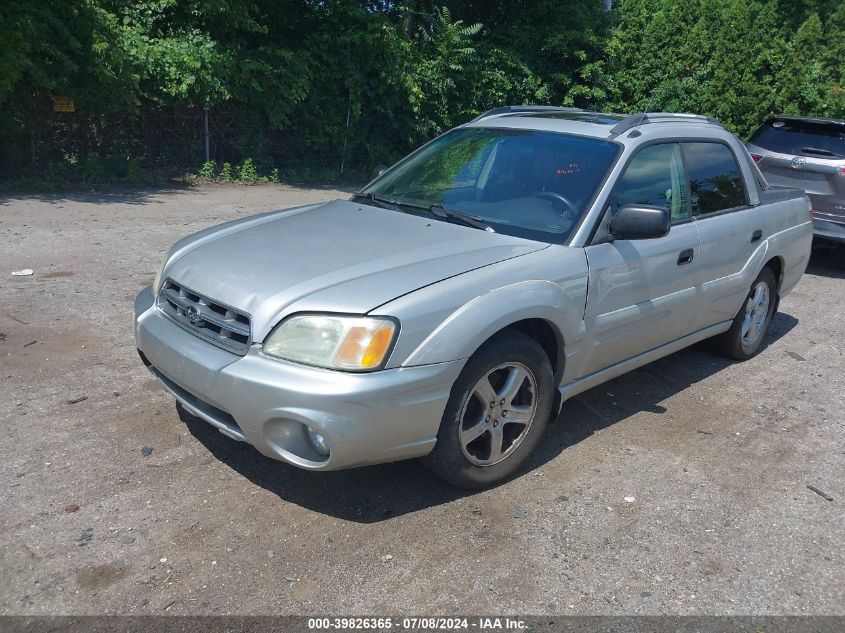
<box><xmin>422</xmin><ymin>331</ymin><xmax>554</xmax><ymax>488</ymax></box>
<box><xmin>710</xmin><ymin>267</ymin><xmax>777</xmax><ymax>360</ymax></box>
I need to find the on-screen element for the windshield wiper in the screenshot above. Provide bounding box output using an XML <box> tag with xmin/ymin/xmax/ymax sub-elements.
<box><xmin>353</xmin><ymin>194</ymin><xmax>494</xmax><ymax>232</ymax></box>
<box><xmin>800</xmin><ymin>146</ymin><xmax>845</xmax><ymax>158</ymax></box>
<box><xmin>429</xmin><ymin>204</ymin><xmax>495</xmax><ymax>232</ymax></box>
<box><xmin>351</xmin><ymin>192</ymin><xmax>400</xmax><ymax>210</ymax></box>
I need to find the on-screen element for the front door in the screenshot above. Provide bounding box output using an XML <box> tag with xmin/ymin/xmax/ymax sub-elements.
<box><xmin>583</xmin><ymin>142</ymin><xmax>701</xmax><ymax>376</ymax></box>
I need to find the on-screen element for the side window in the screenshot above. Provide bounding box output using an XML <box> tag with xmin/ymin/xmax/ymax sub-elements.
<box><xmin>611</xmin><ymin>143</ymin><xmax>689</xmax><ymax>222</ymax></box>
<box><xmin>683</xmin><ymin>142</ymin><xmax>747</xmax><ymax>215</ymax></box>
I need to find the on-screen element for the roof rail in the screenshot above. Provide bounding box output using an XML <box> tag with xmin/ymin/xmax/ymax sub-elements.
<box><xmin>471</xmin><ymin>105</ymin><xmax>587</xmax><ymax>122</ymax></box>
<box><xmin>610</xmin><ymin>112</ymin><xmax>722</xmax><ymax>136</ymax></box>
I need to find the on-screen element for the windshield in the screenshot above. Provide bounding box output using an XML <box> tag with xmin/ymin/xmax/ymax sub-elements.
<box><xmin>360</xmin><ymin>127</ymin><xmax>620</xmax><ymax>243</ymax></box>
<box><xmin>750</xmin><ymin>119</ymin><xmax>845</xmax><ymax>157</ymax></box>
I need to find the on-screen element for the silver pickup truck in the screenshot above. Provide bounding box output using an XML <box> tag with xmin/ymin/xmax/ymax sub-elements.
<box><xmin>134</xmin><ymin>107</ymin><xmax>812</xmax><ymax>488</ymax></box>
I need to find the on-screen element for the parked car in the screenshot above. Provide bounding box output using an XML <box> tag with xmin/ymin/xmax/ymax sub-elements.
<box><xmin>746</xmin><ymin>115</ymin><xmax>845</xmax><ymax>243</ymax></box>
<box><xmin>134</xmin><ymin>107</ymin><xmax>812</xmax><ymax>488</ymax></box>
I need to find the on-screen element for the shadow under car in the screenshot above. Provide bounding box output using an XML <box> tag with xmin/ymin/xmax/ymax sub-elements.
<box><xmin>181</xmin><ymin>311</ymin><xmax>798</xmax><ymax>523</ymax></box>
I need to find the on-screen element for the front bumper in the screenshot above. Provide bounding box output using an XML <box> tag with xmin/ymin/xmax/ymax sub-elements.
<box><xmin>134</xmin><ymin>287</ymin><xmax>463</xmax><ymax>470</ymax></box>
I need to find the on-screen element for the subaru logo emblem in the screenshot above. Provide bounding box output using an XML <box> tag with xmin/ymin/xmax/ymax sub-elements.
<box><xmin>185</xmin><ymin>305</ymin><xmax>202</xmax><ymax>323</ymax></box>
<box><xmin>790</xmin><ymin>157</ymin><xmax>806</xmax><ymax>169</ymax></box>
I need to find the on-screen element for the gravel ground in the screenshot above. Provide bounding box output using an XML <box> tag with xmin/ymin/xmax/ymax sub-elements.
<box><xmin>0</xmin><ymin>184</ymin><xmax>842</xmax><ymax>616</ymax></box>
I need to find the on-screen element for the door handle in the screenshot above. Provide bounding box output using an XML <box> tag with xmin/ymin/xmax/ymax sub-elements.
<box><xmin>751</xmin><ymin>229</ymin><xmax>763</xmax><ymax>243</ymax></box>
<box><xmin>677</xmin><ymin>248</ymin><xmax>694</xmax><ymax>265</ymax></box>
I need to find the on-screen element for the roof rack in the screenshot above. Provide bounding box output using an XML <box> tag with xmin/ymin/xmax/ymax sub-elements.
<box><xmin>471</xmin><ymin>105</ymin><xmax>587</xmax><ymax>122</ymax></box>
<box><xmin>610</xmin><ymin>112</ymin><xmax>722</xmax><ymax>136</ymax></box>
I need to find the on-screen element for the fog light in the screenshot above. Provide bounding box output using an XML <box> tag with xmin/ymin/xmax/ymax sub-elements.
<box><xmin>306</xmin><ymin>427</ymin><xmax>330</xmax><ymax>457</ymax></box>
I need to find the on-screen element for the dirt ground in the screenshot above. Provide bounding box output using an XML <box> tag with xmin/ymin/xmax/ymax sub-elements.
<box><xmin>0</xmin><ymin>183</ymin><xmax>842</xmax><ymax>616</ymax></box>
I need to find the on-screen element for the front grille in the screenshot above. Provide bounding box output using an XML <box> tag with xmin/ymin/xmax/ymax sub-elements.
<box><xmin>157</xmin><ymin>279</ymin><xmax>251</xmax><ymax>355</ymax></box>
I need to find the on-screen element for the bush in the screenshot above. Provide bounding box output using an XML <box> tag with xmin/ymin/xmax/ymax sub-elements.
<box><xmin>236</xmin><ymin>158</ymin><xmax>258</xmax><ymax>183</ymax></box>
<box><xmin>189</xmin><ymin>157</ymin><xmax>279</xmax><ymax>184</ymax></box>
<box><xmin>82</xmin><ymin>154</ymin><xmax>110</xmax><ymax>186</ymax></box>
<box><xmin>126</xmin><ymin>159</ymin><xmax>148</xmax><ymax>186</ymax></box>
<box><xmin>45</xmin><ymin>159</ymin><xmax>81</xmax><ymax>187</ymax></box>
<box><xmin>198</xmin><ymin>160</ymin><xmax>217</xmax><ymax>180</ymax></box>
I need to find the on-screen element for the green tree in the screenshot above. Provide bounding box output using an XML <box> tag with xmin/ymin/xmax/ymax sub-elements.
<box><xmin>2</xmin><ymin>0</ymin><xmax>843</xmax><ymax>185</ymax></box>
<box><xmin>604</xmin><ymin>0</ymin><xmax>844</xmax><ymax>137</ymax></box>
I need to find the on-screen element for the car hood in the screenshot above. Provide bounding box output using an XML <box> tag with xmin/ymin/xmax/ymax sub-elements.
<box><xmin>163</xmin><ymin>199</ymin><xmax>548</xmax><ymax>341</ymax></box>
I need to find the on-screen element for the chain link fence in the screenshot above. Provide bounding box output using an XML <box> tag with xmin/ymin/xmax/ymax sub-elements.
<box><xmin>0</xmin><ymin>104</ymin><xmax>347</xmax><ymax>184</ymax></box>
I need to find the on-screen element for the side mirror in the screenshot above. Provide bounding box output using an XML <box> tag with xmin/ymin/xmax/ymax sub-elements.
<box><xmin>372</xmin><ymin>164</ymin><xmax>389</xmax><ymax>179</ymax></box>
<box><xmin>609</xmin><ymin>204</ymin><xmax>671</xmax><ymax>240</ymax></box>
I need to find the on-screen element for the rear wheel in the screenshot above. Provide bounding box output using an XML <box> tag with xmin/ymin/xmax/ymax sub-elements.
<box><xmin>710</xmin><ymin>267</ymin><xmax>777</xmax><ymax>360</ymax></box>
<box><xmin>422</xmin><ymin>331</ymin><xmax>554</xmax><ymax>488</ymax></box>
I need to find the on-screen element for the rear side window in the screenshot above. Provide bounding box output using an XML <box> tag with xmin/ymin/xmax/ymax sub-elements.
<box><xmin>611</xmin><ymin>143</ymin><xmax>689</xmax><ymax>222</ymax></box>
<box><xmin>749</xmin><ymin>119</ymin><xmax>845</xmax><ymax>158</ymax></box>
<box><xmin>683</xmin><ymin>142</ymin><xmax>746</xmax><ymax>215</ymax></box>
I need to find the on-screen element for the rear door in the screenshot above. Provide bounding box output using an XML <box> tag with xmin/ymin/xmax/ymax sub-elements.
<box><xmin>684</xmin><ymin>141</ymin><xmax>756</xmax><ymax>330</ymax></box>
<box><xmin>748</xmin><ymin>118</ymin><xmax>845</xmax><ymax>224</ymax></box>
<box><xmin>583</xmin><ymin>142</ymin><xmax>701</xmax><ymax>375</ymax></box>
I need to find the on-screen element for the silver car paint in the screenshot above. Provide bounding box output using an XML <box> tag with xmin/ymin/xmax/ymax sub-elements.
<box><xmin>581</xmin><ymin>220</ymin><xmax>702</xmax><ymax>377</ymax></box>
<box><xmin>163</xmin><ymin>199</ymin><xmax>547</xmax><ymax>342</ymax></box>
<box><xmin>746</xmin><ymin>140</ymin><xmax>845</xmax><ymax>242</ymax></box>
<box><xmin>135</xmin><ymin>114</ymin><xmax>813</xmax><ymax>471</ymax></box>
<box><xmin>135</xmin><ymin>288</ymin><xmax>463</xmax><ymax>468</ymax></box>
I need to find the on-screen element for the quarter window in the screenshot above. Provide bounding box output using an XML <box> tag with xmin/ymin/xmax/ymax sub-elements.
<box><xmin>611</xmin><ymin>143</ymin><xmax>689</xmax><ymax>222</ymax></box>
<box><xmin>683</xmin><ymin>142</ymin><xmax>746</xmax><ymax>215</ymax></box>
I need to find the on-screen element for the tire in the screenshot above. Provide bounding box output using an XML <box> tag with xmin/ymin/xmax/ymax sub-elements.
<box><xmin>710</xmin><ymin>267</ymin><xmax>777</xmax><ymax>361</ymax></box>
<box><xmin>422</xmin><ymin>331</ymin><xmax>555</xmax><ymax>488</ymax></box>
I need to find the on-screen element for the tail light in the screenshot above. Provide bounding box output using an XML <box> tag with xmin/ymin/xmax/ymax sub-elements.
<box><xmin>751</xmin><ymin>153</ymin><xmax>763</xmax><ymax>162</ymax></box>
<box><xmin>838</xmin><ymin>166</ymin><xmax>845</xmax><ymax>177</ymax></box>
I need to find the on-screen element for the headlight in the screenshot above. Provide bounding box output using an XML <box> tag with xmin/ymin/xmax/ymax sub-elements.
<box><xmin>262</xmin><ymin>314</ymin><xmax>398</xmax><ymax>371</ymax></box>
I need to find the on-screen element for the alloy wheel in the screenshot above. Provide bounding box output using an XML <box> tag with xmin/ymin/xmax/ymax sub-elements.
<box><xmin>741</xmin><ymin>281</ymin><xmax>770</xmax><ymax>349</ymax></box>
<box><xmin>459</xmin><ymin>362</ymin><xmax>538</xmax><ymax>466</ymax></box>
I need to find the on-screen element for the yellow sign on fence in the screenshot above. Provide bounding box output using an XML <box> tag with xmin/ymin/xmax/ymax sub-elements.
<box><xmin>52</xmin><ymin>97</ymin><xmax>75</xmax><ymax>113</ymax></box>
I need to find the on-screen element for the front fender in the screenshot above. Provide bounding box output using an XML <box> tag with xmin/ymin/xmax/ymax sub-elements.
<box><xmin>401</xmin><ymin>279</ymin><xmax>582</xmax><ymax>368</ymax></box>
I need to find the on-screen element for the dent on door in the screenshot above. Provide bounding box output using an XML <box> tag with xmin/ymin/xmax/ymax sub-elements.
<box><xmin>581</xmin><ymin>221</ymin><xmax>702</xmax><ymax>376</ymax></box>
<box><xmin>692</xmin><ymin>210</ymin><xmax>755</xmax><ymax>329</ymax></box>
